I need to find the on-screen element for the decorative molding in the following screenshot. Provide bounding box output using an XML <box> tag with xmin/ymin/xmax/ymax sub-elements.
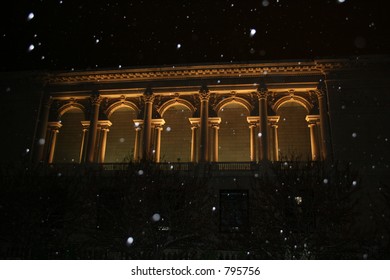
<box><xmin>105</xmin><ymin>100</ymin><xmax>140</xmax><ymax>118</ymax></box>
<box><xmin>157</xmin><ymin>98</ymin><xmax>196</xmax><ymax>117</ymax></box>
<box><xmin>57</xmin><ymin>101</ymin><xmax>86</xmax><ymax>117</ymax></box>
<box><xmin>273</xmin><ymin>94</ymin><xmax>313</xmax><ymax>113</ymax></box>
<box><xmin>198</xmin><ymin>86</ymin><xmax>210</xmax><ymax>101</ymax></box>
<box><xmin>215</xmin><ymin>96</ymin><xmax>253</xmax><ymax>113</ymax></box>
<box><xmin>90</xmin><ymin>94</ymin><xmax>103</xmax><ymax>105</ymax></box>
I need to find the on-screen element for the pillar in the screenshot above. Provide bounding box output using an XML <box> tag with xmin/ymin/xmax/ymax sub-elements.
<box><xmin>199</xmin><ymin>86</ymin><xmax>210</xmax><ymax>162</ymax></box>
<box><xmin>209</xmin><ymin>120</ymin><xmax>221</xmax><ymax>162</ymax></box>
<box><xmin>142</xmin><ymin>89</ymin><xmax>155</xmax><ymax>161</ymax></box>
<box><xmin>47</xmin><ymin>122</ymin><xmax>62</xmax><ymax>164</ymax></box>
<box><xmin>249</xmin><ymin>124</ymin><xmax>256</xmax><ymax>161</ymax></box>
<box><xmin>268</xmin><ymin>116</ymin><xmax>280</xmax><ymax>162</ymax></box>
<box><xmin>155</xmin><ymin>125</ymin><xmax>163</xmax><ymax>163</ymax></box>
<box><xmin>97</xmin><ymin>121</ymin><xmax>112</xmax><ymax>163</ymax></box>
<box><xmin>317</xmin><ymin>88</ymin><xmax>332</xmax><ymax>160</ymax></box>
<box><xmin>189</xmin><ymin>119</ymin><xmax>200</xmax><ymax>163</ymax></box>
<box><xmin>271</xmin><ymin>124</ymin><xmax>279</xmax><ymax>161</ymax></box>
<box><xmin>133</xmin><ymin>126</ymin><xmax>141</xmax><ymax>161</ymax></box>
<box><xmin>86</xmin><ymin>93</ymin><xmax>102</xmax><ymax>163</ymax></box>
<box><xmin>257</xmin><ymin>89</ymin><xmax>269</xmax><ymax>161</ymax></box>
<box><xmin>306</xmin><ymin>115</ymin><xmax>320</xmax><ymax>161</ymax></box>
<box><xmin>78</xmin><ymin>122</ymin><xmax>88</xmax><ymax>163</ymax></box>
<box><xmin>33</xmin><ymin>95</ymin><xmax>52</xmax><ymax>163</ymax></box>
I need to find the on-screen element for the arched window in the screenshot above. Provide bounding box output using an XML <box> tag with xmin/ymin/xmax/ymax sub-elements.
<box><xmin>105</xmin><ymin>107</ymin><xmax>137</xmax><ymax>162</ymax></box>
<box><xmin>218</xmin><ymin>102</ymin><xmax>250</xmax><ymax>162</ymax></box>
<box><xmin>160</xmin><ymin>104</ymin><xmax>192</xmax><ymax>162</ymax></box>
<box><xmin>277</xmin><ymin>101</ymin><xmax>311</xmax><ymax>161</ymax></box>
<box><xmin>54</xmin><ymin>108</ymin><xmax>84</xmax><ymax>163</ymax></box>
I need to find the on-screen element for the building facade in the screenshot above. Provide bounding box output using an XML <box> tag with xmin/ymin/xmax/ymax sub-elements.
<box><xmin>31</xmin><ymin>61</ymin><xmax>339</xmax><ymax>166</ymax></box>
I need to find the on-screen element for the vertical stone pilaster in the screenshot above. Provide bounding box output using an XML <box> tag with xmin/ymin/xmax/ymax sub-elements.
<box><xmin>257</xmin><ymin>88</ymin><xmax>269</xmax><ymax>161</ymax></box>
<box><xmin>142</xmin><ymin>89</ymin><xmax>155</xmax><ymax>161</ymax></box>
<box><xmin>79</xmin><ymin>121</ymin><xmax>90</xmax><ymax>163</ymax></box>
<box><xmin>133</xmin><ymin>121</ymin><xmax>142</xmax><ymax>161</ymax></box>
<box><xmin>316</xmin><ymin>87</ymin><xmax>332</xmax><ymax>160</ymax></box>
<box><xmin>47</xmin><ymin>122</ymin><xmax>62</xmax><ymax>164</ymax></box>
<box><xmin>189</xmin><ymin>118</ymin><xmax>200</xmax><ymax>163</ymax></box>
<box><xmin>209</xmin><ymin>117</ymin><xmax>221</xmax><ymax>162</ymax></box>
<box><xmin>97</xmin><ymin>120</ymin><xmax>112</xmax><ymax>163</ymax></box>
<box><xmin>198</xmin><ymin>86</ymin><xmax>210</xmax><ymax>162</ymax></box>
<box><xmin>306</xmin><ymin>115</ymin><xmax>320</xmax><ymax>161</ymax></box>
<box><xmin>247</xmin><ymin>116</ymin><xmax>259</xmax><ymax>162</ymax></box>
<box><xmin>86</xmin><ymin>93</ymin><xmax>102</xmax><ymax>163</ymax></box>
<box><xmin>33</xmin><ymin>95</ymin><xmax>52</xmax><ymax>163</ymax></box>
<box><xmin>268</xmin><ymin>116</ymin><xmax>280</xmax><ymax>162</ymax></box>
<box><xmin>151</xmin><ymin>119</ymin><xmax>165</xmax><ymax>163</ymax></box>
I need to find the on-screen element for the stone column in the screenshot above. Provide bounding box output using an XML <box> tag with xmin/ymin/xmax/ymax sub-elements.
<box><xmin>33</xmin><ymin>95</ymin><xmax>52</xmax><ymax>163</ymax></box>
<box><xmin>198</xmin><ymin>86</ymin><xmax>210</xmax><ymax>162</ymax></box>
<box><xmin>133</xmin><ymin>127</ymin><xmax>141</xmax><ymax>161</ymax></box>
<box><xmin>212</xmin><ymin>125</ymin><xmax>219</xmax><ymax>162</ymax></box>
<box><xmin>268</xmin><ymin>116</ymin><xmax>280</xmax><ymax>161</ymax></box>
<box><xmin>79</xmin><ymin>121</ymin><xmax>90</xmax><ymax>163</ymax></box>
<box><xmin>306</xmin><ymin>115</ymin><xmax>320</xmax><ymax>161</ymax></box>
<box><xmin>316</xmin><ymin>88</ymin><xmax>332</xmax><ymax>160</ymax></box>
<box><xmin>257</xmin><ymin>89</ymin><xmax>269</xmax><ymax>161</ymax></box>
<box><xmin>97</xmin><ymin>121</ymin><xmax>112</xmax><ymax>163</ymax></box>
<box><xmin>247</xmin><ymin>116</ymin><xmax>259</xmax><ymax>162</ymax></box>
<box><xmin>209</xmin><ymin>118</ymin><xmax>221</xmax><ymax>162</ymax></box>
<box><xmin>151</xmin><ymin>119</ymin><xmax>165</xmax><ymax>163</ymax></box>
<box><xmin>189</xmin><ymin>118</ymin><xmax>200</xmax><ymax>163</ymax></box>
<box><xmin>155</xmin><ymin>125</ymin><xmax>163</xmax><ymax>163</ymax></box>
<box><xmin>86</xmin><ymin>93</ymin><xmax>102</xmax><ymax>163</ymax></box>
<box><xmin>142</xmin><ymin>89</ymin><xmax>155</xmax><ymax>161</ymax></box>
<box><xmin>47</xmin><ymin>122</ymin><xmax>62</xmax><ymax>164</ymax></box>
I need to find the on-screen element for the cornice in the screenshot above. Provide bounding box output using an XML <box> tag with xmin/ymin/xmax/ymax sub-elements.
<box><xmin>9</xmin><ymin>55</ymin><xmax>385</xmax><ymax>85</ymax></box>
<box><xmin>45</xmin><ymin>63</ymin><xmax>326</xmax><ymax>85</ymax></box>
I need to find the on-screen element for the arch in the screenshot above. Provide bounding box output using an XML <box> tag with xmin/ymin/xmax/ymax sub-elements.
<box><xmin>215</xmin><ymin>96</ymin><xmax>253</xmax><ymax>114</ymax></box>
<box><xmin>54</xmin><ymin>108</ymin><xmax>84</xmax><ymax>163</ymax></box>
<box><xmin>273</xmin><ymin>95</ymin><xmax>313</xmax><ymax>113</ymax></box>
<box><xmin>160</xmin><ymin>104</ymin><xmax>192</xmax><ymax>162</ymax></box>
<box><xmin>218</xmin><ymin>102</ymin><xmax>250</xmax><ymax>162</ymax></box>
<box><xmin>58</xmin><ymin>102</ymin><xmax>86</xmax><ymax>118</ymax></box>
<box><xmin>105</xmin><ymin>106</ymin><xmax>138</xmax><ymax>162</ymax></box>
<box><xmin>276</xmin><ymin>102</ymin><xmax>311</xmax><ymax>161</ymax></box>
<box><xmin>105</xmin><ymin>100</ymin><xmax>140</xmax><ymax>119</ymax></box>
<box><xmin>158</xmin><ymin>98</ymin><xmax>196</xmax><ymax>117</ymax></box>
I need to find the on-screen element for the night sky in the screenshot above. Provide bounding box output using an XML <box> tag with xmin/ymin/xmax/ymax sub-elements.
<box><xmin>1</xmin><ymin>0</ymin><xmax>389</xmax><ymax>72</ymax></box>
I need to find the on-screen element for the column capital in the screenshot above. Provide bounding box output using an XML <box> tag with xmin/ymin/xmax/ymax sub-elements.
<box><xmin>305</xmin><ymin>115</ymin><xmax>320</xmax><ymax>124</ymax></box>
<box><xmin>209</xmin><ymin>117</ymin><xmax>221</xmax><ymax>127</ymax></box>
<box><xmin>47</xmin><ymin>121</ymin><xmax>62</xmax><ymax>131</ymax></box>
<box><xmin>151</xmin><ymin>118</ymin><xmax>166</xmax><ymax>128</ymax></box>
<box><xmin>143</xmin><ymin>88</ymin><xmax>155</xmax><ymax>103</ymax></box>
<box><xmin>90</xmin><ymin>94</ymin><xmax>103</xmax><ymax>105</ymax></box>
<box><xmin>247</xmin><ymin>116</ymin><xmax>259</xmax><ymax>125</ymax></box>
<box><xmin>189</xmin><ymin>117</ymin><xmax>201</xmax><ymax>127</ymax></box>
<box><xmin>97</xmin><ymin>120</ymin><xmax>112</xmax><ymax>131</ymax></box>
<box><xmin>198</xmin><ymin>86</ymin><xmax>210</xmax><ymax>101</ymax></box>
<box><xmin>268</xmin><ymin>116</ymin><xmax>280</xmax><ymax>126</ymax></box>
<box><xmin>256</xmin><ymin>89</ymin><xmax>269</xmax><ymax>100</ymax></box>
<box><xmin>81</xmin><ymin>120</ymin><xmax>90</xmax><ymax>130</ymax></box>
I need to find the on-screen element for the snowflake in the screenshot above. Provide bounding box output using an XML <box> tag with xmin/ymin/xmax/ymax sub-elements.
<box><xmin>152</xmin><ymin>213</ymin><xmax>161</xmax><ymax>222</ymax></box>
<box><xmin>27</xmin><ymin>12</ymin><xmax>34</xmax><ymax>21</ymax></box>
<box><xmin>126</xmin><ymin>237</ymin><xmax>134</xmax><ymax>246</ymax></box>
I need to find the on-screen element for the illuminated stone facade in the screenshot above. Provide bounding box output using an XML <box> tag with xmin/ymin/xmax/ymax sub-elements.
<box><xmin>30</xmin><ymin>62</ymin><xmax>338</xmax><ymax>165</ymax></box>
<box><xmin>1</xmin><ymin>56</ymin><xmax>388</xmax><ymax>175</ymax></box>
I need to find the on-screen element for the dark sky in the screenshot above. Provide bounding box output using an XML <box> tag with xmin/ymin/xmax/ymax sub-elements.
<box><xmin>1</xmin><ymin>0</ymin><xmax>389</xmax><ymax>71</ymax></box>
